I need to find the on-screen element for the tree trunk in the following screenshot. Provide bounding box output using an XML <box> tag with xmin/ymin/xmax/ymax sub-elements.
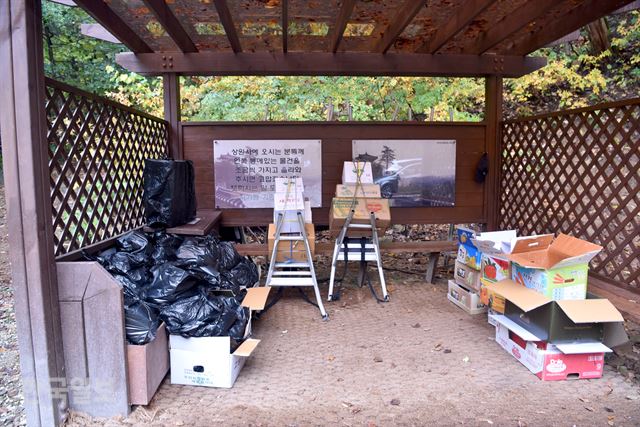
<box><xmin>587</xmin><ymin>18</ymin><xmax>610</xmax><ymax>55</ymax></box>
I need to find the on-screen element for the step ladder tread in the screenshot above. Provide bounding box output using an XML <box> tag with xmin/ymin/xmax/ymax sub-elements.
<box><xmin>268</xmin><ymin>277</ymin><xmax>315</xmax><ymax>286</ymax></box>
<box><xmin>273</xmin><ymin>262</ymin><xmax>311</xmax><ymax>268</ymax></box>
<box><xmin>272</xmin><ymin>271</ymin><xmax>312</xmax><ymax>276</ymax></box>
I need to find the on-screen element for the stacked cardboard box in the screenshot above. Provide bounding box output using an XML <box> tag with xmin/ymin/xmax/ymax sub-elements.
<box><xmin>328</xmin><ymin>162</ymin><xmax>391</xmax><ymax>236</ymax></box>
<box><xmin>467</xmin><ymin>232</ymin><xmax>628</xmax><ymax>381</ymax></box>
<box><xmin>170</xmin><ymin>287</ymin><xmax>271</xmax><ymax>388</ymax></box>
<box><xmin>489</xmin><ymin>280</ymin><xmax>627</xmax><ymax>381</ymax></box>
<box><xmin>450</xmin><ymin>228</ymin><xmax>517</xmax><ymax>315</ymax></box>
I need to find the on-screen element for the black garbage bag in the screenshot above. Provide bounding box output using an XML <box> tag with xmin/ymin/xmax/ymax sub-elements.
<box><xmin>144</xmin><ymin>159</ymin><xmax>196</xmax><ymax>228</ymax></box>
<box><xmin>95</xmin><ymin>247</ymin><xmax>117</xmax><ymax>264</ymax></box>
<box><xmin>188</xmin><ymin>264</ymin><xmax>222</xmax><ymax>287</ymax></box>
<box><xmin>113</xmin><ymin>273</ymin><xmax>140</xmax><ymax>293</ymax></box>
<box><xmin>217</xmin><ymin>241</ymin><xmax>241</xmax><ymax>271</ymax></box>
<box><xmin>104</xmin><ymin>251</ymin><xmax>149</xmax><ymax>277</ymax></box>
<box><xmin>159</xmin><ymin>288</ymin><xmax>222</xmax><ymax>337</ymax></box>
<box><xmin>224</xmin><ymin>258</ymin><xmax>259</xmax><ymax>288</ymax></box>
<box><xmin>123</xmin><ymin>293</ymin><xmax>160</xmax><ymax>345</ymax></box>
<box><xmin>117</xmin><ymin>230</ymin><xmax>150</xmax><ymax>253</ymax></box>
<box><xmin>175</xmin><ymin>238</ymin><xmax>218</xmax><ymax>268</ymax></box>
<box><xmin>141</xmin><ymin>263</ymin><xmax>198</xmax><ymax>307</ymax></box>
<box><xmin>149</xmin><ymin>232</ymin><xmax>183</xmax><ymax>264</ymax></box>
<box><xmin>225</xmin><ymin>300</ymin><xmax>250</xmax><ymax>341</ymax></box>
<box><xmin>159</xmin><ymin>289</ymin><xmax>243</xmax><ymax>338</ymax></box>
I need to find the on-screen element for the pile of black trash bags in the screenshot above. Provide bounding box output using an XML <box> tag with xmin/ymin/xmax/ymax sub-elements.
<box><xmin>83</xmin><ymin>230</ymin><xmax>259</xmax><ymax>345</ymax></box>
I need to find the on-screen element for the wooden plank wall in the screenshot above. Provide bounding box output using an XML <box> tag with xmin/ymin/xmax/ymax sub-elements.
<box><xmin>181</xmin><ymin>122</ymin><xmax>487</xmax><ymax>227</ymax></box>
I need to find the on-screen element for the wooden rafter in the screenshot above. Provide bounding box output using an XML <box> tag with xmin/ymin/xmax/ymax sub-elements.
<box><xmin>329</xmin><ymin>0</ymin><xmax>357</xmax><ymax>53</ymax></box>
<box><xmin>511</xmin><ymin>0</ymin><xmax>636</xmax><ymax>55</ymax></box>
<box><xmin>467</xmin><ymin>0</ymin><xmax>558</xmax><ymax>54</ymax></box>
<box><xmin>73</xmin><ymin>0</ymin><xmax>153</xmax><ymax>53</ymax></box>
<box><xmin>142</xmin><ymin>0</ymin><xmax>198</xmax><ymax>53</ymax></box>
<box><xmin>116</xmin><ymin>52</ymin><xmax>546</xmax><ymax>77</ymax></box>
<box><xmin>375</xmin><ymin>0</ymin><xmax>426</xmax><ymax>53</ymax></box>
<box><xmin>282</xmin><ymin>0</ymin><xmax>288</xmax><ymax>53</ymax></box>
<box><xmin>213</xmin><ymin>0</ymin><xmax>242</xmax><ymax>53</ymax></box>
<box><xmin>416</xmin><ymin>0</ymin><xmax>495</xmax><ymax>54</ymax></box>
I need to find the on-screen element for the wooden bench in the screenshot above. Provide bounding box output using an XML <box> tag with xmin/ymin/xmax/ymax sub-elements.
<box><xmin>236</xmin><ymin>240</ymin><xmax>457</xmax><ymax>283</ymax></box>
<box><xmin>143</xmin><ymin>211</ymin><xmax>223</xmax><ymax>236</ymax></box>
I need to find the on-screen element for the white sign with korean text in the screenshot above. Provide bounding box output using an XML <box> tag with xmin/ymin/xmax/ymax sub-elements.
<box><xmin>213</xmin><ymin>139</ymin><xmax>322</xmax><ymax>208</ymax></box>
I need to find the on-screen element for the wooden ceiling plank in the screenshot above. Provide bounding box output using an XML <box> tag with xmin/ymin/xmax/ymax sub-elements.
<box><xmin>376</xmin><ymin>0</ymin><xmax>426</xmax><ymax>53</ymax></box>
<box><xmin>283</xmin><ymin>0</ymin><xmax>288</xmax><ymax>53</ymax></box>
<box><xmin>416</xmin><ymin>0</ymin><xmax>495</xmax><ymax>54</ymax></box>
<box><xmin>74</xmin><ymin>0</ymin><xmax>153</xmax><ymax>53</ymax></box>
<box><xmin>213</xmin><ymin>0</ymin><xmax>242</xmax><ymax>53</ymax></box>
<box><xmin>329</xmin><ymin>0</ymin><xmax>357</xmax><ymax>53</ymax></box>
<box><xmin>512</xmin><ymin>0</ymin><xmax>636</xmax><ymax>55</ymax></box>
<box><xmin>116</xmin><ymin>51</ymin><xmax>546</xmax><ymax>77</ymax></box>
<box><xmin>142</xmin><ymin>0</ymin><xmax>198</xmax><ymax>53</ymax></box>
<box><xmin>468</xmin><ymin>0</ymin><xmax>558</xmax><ymax>54</ymax></box>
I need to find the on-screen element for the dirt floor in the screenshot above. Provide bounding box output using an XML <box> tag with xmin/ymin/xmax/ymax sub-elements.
<box><xmin>67</xmin><ymin>271</ymin><xmax>640</xmax><ymax>427</ymax></box>
<box><xmin>0</xmin><ymin>185</ymin><xmax>639</xmax><ymax>426</ymax></box>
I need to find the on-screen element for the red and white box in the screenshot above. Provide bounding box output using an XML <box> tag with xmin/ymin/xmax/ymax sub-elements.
<box><xmin>492</xmin><ymin>314</ymin><xmax>611</xmax><ymax>381</ymax></box>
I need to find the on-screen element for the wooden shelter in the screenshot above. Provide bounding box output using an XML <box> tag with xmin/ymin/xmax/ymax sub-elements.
<box><xmin>0</xmin><ymin>1</ymin><xmax>638</xmax><ymax>425</ymax></box>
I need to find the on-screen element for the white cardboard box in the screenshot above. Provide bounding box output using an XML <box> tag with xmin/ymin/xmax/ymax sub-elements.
<box><xmin>274</xmin><ymin>177</ymin><xmax>304</xmax><ymax>193</ymax></box>
<box><xmin>170</xmin><ymin>336</ymin><xmax>260</xmax><ymax>388</ymax></box>
<box><xmin>169</xmin><ymin>287</ymin><xmax>270</xmax><ymax>388</ymax></box>
<box><xmin>447</xmin><ymin>280</ymin><xmax>486</xmax><ymax>315</ymax></box>
<box><xmin>342</xmin><ymin>161</ymin><xmax>374</xmax><ymax>184</ymax></box>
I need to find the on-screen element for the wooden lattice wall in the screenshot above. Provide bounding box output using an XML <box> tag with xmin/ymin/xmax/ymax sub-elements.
<box><xmin>45</xmin><ymin>78</ymin><xmax>169</xmax><ymax>256</ymax></box>
<box><xmin>499</xmin><ymin>98</ymin><xmax>640</xmax><ymax>293</ymax></box>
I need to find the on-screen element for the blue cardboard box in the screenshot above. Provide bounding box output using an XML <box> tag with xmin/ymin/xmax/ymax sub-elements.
<box><xmin>456</xmin><ymin>228</ymin><xmax>482</xmax><ymax>270</ymax></box>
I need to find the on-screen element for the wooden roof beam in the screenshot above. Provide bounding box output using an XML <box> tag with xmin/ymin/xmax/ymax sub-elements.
<box><xmin>74</xmin><ymin>0</ymin><xmax>153</xmax><ymax>53</ymax></box>
<box><xmin>376</xmin><ymin>0</ymin><xmax>426</xmax><ymax>54</ymax></box>
<box><xmin>511</xmin><ymin>0</ymin><xmax>636</xmax><ymax>55</ymax></box>
<box><xmin>116</xmin><ymin>52</ymin><xmax>546</xmax><ymax>77</ymax></box>
<box><xmin>142</xmin><ymin>0</ymin><xmax>198</xmax><ymax>53</ymax></box>
<box><xmin>282</xmin><ymin>0</ymin><xmax>288</xmax><ymax>53</ymax></box>
<box><xmin>329</xmin><ymin>0</ymin><xmax>357</xmax><ymax>53</ymax></box>
<box><xmin>416</xmin><ymin>0</ymin><xmax>495</xmax><ymax>54</ymax></box>
<box><xmin>213</xmin><ymin>0</ymin><xmax>242</xmax><ymax>53</ymax></box>
<box><xmin>467</xmin><ymin>0</ymin><xmax>558</xmax><ymax>54</ymax></box>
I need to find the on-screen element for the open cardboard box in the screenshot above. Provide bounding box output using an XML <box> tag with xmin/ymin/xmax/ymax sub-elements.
<box><xmin>480</xmin><ymin>279</ymin><xmax>507</xmax><ymax>314</ymax></box>
<box><xmin>492</xmin><ymin>314</ymin><xmax>610</xmax><ymax>381</ymax></box>
<box><xmin>169</xmin><ymin>287</ymin><xmax>270</xmax><ymax>388</ymax></box>
<box><xmin>508</xmin><ymin>234</ymin><xmax>602</xmax><ymax>300</ymax></box>
<box><xmin>492</xmin><ymin>280</ymin><xmax>628</xmax><ymax>347</ymax></box>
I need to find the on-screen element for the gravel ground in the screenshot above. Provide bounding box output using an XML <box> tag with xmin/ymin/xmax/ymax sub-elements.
<box><xmin>0</xmin><ymin>187</ymin><xmax>25</xmax><ymax>426</ymax></box>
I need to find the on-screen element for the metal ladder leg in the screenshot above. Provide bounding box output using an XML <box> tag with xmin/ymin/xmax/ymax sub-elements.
<box><xmin>328</xmin><ymin>209</ymin><xmax>354</xmax><ymax>301</ymax></box>
<box><xmin>298</xmin><ymin>212</ymin><xmax>328</xmax><ymax>320</ymax></box>
<box><xmin>265</xmin><ymin>213</ymin><xmax>285</xmax><ymax>286</ymax></box>
<box><xmin>370</xmin><ymin>213</ymin><xmax>389</xmax><ymax>301</ymax></box>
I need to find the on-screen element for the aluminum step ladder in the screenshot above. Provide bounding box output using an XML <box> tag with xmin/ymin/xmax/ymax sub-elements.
<box><xmin>327</xmin><ymin>211</ymin><xmax>389</xmax><ymax>302</ymax></box>
<box><xmin>265</xmin><ymin>211</ymin><xmax>328</xmax><ymax>320</ymax></box>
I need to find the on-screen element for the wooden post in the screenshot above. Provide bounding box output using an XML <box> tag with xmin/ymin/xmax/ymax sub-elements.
<box><xmin>0</xmin><ymin>0</ymin><xmax>67</xmax><ymax>425</ymax></box>
<box><xmin>484</xmin><ymin>76</ymin><xmax>503</xmax><ymax>231</ymax></box>
<box><xmin>163</xmin><ymin>73</ymin><xmax>182</xmax><ymax>159</ymax></box>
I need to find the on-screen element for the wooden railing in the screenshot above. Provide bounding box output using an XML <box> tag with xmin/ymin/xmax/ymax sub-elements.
<box><xmin>498</xmin><ymin>98</ymin><xmax>640</xmax><ymax>293</ymax></box>
<box><xmin>45</xmin><ymin>78</ymin><xmax>169</xmax><ymax>256</ymax></box>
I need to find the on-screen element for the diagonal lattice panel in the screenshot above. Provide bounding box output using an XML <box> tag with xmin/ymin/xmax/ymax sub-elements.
<box><xmin>45</xmin><ymin>78</ymin><xmax>169</xmax><ymax>256</ymax></box>
<box><xmin>498</xmin><ymin>99</ymin><xmax>640</xmax><ymax>293</ymax></box>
